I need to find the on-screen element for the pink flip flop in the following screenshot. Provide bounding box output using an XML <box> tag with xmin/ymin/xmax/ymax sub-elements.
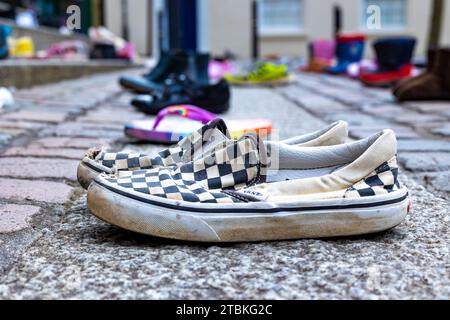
<box><xmin>125</xmin><ymin>105</ymin><xmax>272</xmax><ymax>144</ymax></box>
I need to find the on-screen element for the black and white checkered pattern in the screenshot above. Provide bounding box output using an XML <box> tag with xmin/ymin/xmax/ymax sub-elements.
<box><xmin>344</xmin><ymin>157</ymin><xmax>401</xmax><ymax>198</ymax></box>
<box><xmin>98</xmin><ymin>151</ymin><xmax>158</xmax><ymax>171</ymax></box>
<box><xmin>180</xmin><ymin>136</ymin><xmax>261</xmax><ymax>190</ymax></box>
<box><xmin>108</xmin><ymin>168</ymin><xmax>239</xmax><ymax>203</ymax></box>
<box><xmin>105</xmin><ymin>136</ymin><xmax>263</xmax><ymax>204</ymax></box>
<box><xmin>96</xmin><ymin>119</ymin><xmax>229</xmax><ymax>172</ymax></box>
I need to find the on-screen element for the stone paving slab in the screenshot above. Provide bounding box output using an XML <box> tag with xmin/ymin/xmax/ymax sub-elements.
<box><xmin>0</xmin><ymin>120</ymin><xmax>47</xmax><ymax>131</ymax></box>
<box><xmin>76</xmin><ymin>108</ymin><xmax>146</xmax><ymax>124</ymax></box>
<box><xmin>20</xmin><ymin>103</ymin><xmax>86</xmax><ymax>115</ymax></box>
<box><xmin>2</xmin><ymin>147</ymin><xmax>86</xmax><ymax>160</ymax></box>
<box><xmin>0</xmin><ymin>133</ymin><xmax>12</xmax><ymax>148</ymax></box>
<box><xmin>425</xmin><ymin>172</ymin><xmax>450</xmax><ymax>192</ymax></box>
<box><xmin>432</xmin><ymin>124</ymin><xmax>450</xmax><ymax>137</ymax></box>
<box><xmin>29</xmin><ymin>137</ymin><xmax>110</xmax><ymax>150</ymax></box>
<box><xmin>406</xmin><ymin>101</ymin><xmax>450</xmax><ymax>114</ymax></box>
<box><xmin>410</xmin><ymin>121</ymin><xmax>448</xmax><ymax>131</ymax></box>
<box><xmin>400</xmin><ymin>153</ymin><xmax>450</xmax><ymax>172</ymax></box>
<box><xmin>1</xmin><ymin>110</ymin><xmax>69</xmax><ymax>124</ymax></box>
<box><xmin>349</xmin><ymin>126</ymin><xmax>420</xmax><ymax>140</ymax></box>
<box><xmin>394</xmin><ymin>113</ymin><xmax>447</xmax><ymax>126</ymax></box>
<box><xmin>0</xmin><ymin>178</ymin><xmax>74</xmax><ymax>204</ymax></box>
<box><xmin>225</xmin><ymin>87</ymin><xmax>325</xmax><ymax>140</ymax></box>
<box><xmin>0</xmin><ymin>158</ymin><xmax>79</xmax><ymax>181</ymax></box>
<box><xmin>0</xmin><ymin>205</ymin><xmax>41</xmax><ymax>233</ymax></box>
<box><xmin>397</xmin><ymin>139</ymin><xmax>450</xmax><ymax>152</ymax></box>
<box><xmin>0</xmin><ymin>128</ymin><xmax>27</xmax><ymax>139</ymax></box>
<box><xmin>323</xmin><ymin>112</ymin><xmax>392</xmax><ymax>127</ymax></box>
<box><xmin>41</xmin><ymin>122</ymin><xmax>124</xmax><ymax>139</ymax></box>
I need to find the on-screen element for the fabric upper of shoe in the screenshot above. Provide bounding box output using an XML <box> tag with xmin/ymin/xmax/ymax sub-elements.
<box><xmin>339</xmin><ymin>43</ymin><xmax>364</xmax><ymax>62</ymax></box>
<box><xmin>144</xmin><ymin>51</ymin><xmax>189</xmax><ymax>82</ymax></box>
<box><xmin>311</xmin><ymin>39</ymin><xmax>336</xmax><ymax>61</ymax></box>
<box><xmin>121</xmin><ymin>52</ymin><xmax>210</xmax><ymax>92</ymax></box>
<box><xmin>96</xmin><ymin>129</ymin><xmax>403</xmax><ymax>205</ymax></box>
<box><xmin>281</xmin><ymin>120</ymin><xmax>348</xmax><ymax>147</ymax></box>
<box><xmin>101</xmin><ymin>134</ymin><xmax>265</xmax><ymax>204</ymax></box>
<box><xmin>92</xmin><ymin>118</ymin><xmax>231</xmax><ymax>173</ymax></box>
<box><xmin>327</xmin><ymin>35</ymin><xmax>366</xmax><ymax>74</ymax></box>
<box><xmin>231</xmin><ymin>130</ymin><xmax>401</xmax><ymax>203</ymax></box>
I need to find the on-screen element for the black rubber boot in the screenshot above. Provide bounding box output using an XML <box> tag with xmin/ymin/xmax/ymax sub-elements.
<box><xmin>119</xmin><ymin>51</ymin><xmax>210</xmax><ymax>94</ymax></box>
<box><xmin>119</xmin><ymin>51</ymin><xmax>190</xmax><ymax>93</ymax></box>
<box><xmin>187</xmin><ymin>52</ymin><xmax>210</xmax><ymax>85</ymax></box>
<box><xmin>131</xmin><ymin>78</ymin><xmax>231</xmax><ymax>115</ymax></box>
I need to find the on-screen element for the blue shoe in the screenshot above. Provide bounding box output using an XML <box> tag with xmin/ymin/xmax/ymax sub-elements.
<box><xmin>0</xmin><ymin>24</ymin><xmax>12</xmax><ymax>59</ymax></box>
<box><xmin>327</xmin><ymin>33</ymin><xmax>366</xmax><ymax>75</ymax></box>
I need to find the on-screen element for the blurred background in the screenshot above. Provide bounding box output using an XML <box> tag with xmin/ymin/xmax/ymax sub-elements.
<box><xmin>1</xmin><ymin>0</ymin><xmax>450</xmax><ymax>89</ymax></box>
<box><xmin>1</xmin><ymin>0</ymin><xmax>449</xmax><ymax>59</ymax></box>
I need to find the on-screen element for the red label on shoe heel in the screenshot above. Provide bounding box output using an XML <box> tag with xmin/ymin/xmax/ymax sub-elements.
<box><xmin>407</xmin><ymin>200</ymin><xmax>413</xmax><ymax>214</ymax></box>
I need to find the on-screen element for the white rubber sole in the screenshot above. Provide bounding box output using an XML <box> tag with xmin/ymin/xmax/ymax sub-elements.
<box><xmin>87</xmin><ymin>181</ymin><xmax>411</xmax><ymax>242</ymax></box>
<box><xmin>77</xmin><ymin>161</ymin><xmax>111</xmax><ymax>190</ymax></box>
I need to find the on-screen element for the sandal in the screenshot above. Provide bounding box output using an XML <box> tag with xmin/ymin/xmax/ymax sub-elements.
<box><xmin>125</xmin><ymin>105</ymin><xmax>273</xmax><ymax>144</ymax></box>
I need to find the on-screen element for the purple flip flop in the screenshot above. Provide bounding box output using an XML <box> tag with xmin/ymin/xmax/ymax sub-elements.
<box><xmin>124</xmin><ymin>105</ymin><xmax>218</xmax><ymax>144</ymax></box>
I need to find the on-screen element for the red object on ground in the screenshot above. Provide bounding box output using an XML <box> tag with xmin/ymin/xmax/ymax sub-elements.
<box><xmin>337</xmin><ymin>34</ymin><xmax>366</xmax><ymax>43</ymax></box>
<box><xmin>407</xmin><ymin>200</ymin><xmax>413</xmax><ymax>214</ymax></box>
<box><xmin>359</xmin><ymin>64</ymin><xmax>413</xmax><ymax>87</ymax></box>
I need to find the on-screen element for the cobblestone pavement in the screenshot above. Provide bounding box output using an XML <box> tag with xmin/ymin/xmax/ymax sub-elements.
<box><xmin>0</xmin><ymin>70</ymin><xmax>449</xmax><ymax>299</ymax></box>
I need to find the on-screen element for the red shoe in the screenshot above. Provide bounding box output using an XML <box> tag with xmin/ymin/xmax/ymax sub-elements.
<box><xmin>360</xmin><ymin>64</ymin><xmax>413</xmax><ymax>87</ymax></box>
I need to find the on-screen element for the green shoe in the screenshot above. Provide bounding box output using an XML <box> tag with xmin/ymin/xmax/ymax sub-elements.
<box><xmin>225</xmin><ymin>62</ymin><xmax>295</xmax><ymax>86</ymax></box>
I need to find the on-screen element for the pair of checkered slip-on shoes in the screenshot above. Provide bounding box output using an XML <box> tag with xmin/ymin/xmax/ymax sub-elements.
<box><xmin>82</xmin><ymin>120</ymin><xmax>411</xmax><ymax>242</ymax></box>
<box><xmin>77</xmin><ymin>119</ymin><xmax>348</xmax><ymax>189</ymax></box>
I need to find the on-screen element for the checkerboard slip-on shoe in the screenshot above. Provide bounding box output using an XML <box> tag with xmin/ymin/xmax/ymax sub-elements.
<box><xmin>77</xmin><ymin>118</ymin><xmax>230</xmax><ymax>190</ymax></box>
<box><xmin>87</xmin><ymin>129</ymin><xmax>410</xmax><ymax>242</ymax></box>
<box><xmin>77</xmin><ymin>120</ymin><xmax>348</xmax><ymax>189</ymax></box>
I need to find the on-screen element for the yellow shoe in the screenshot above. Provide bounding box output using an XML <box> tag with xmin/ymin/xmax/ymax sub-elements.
<box><xmin>9</xmin><ymin>37</ymin><xmax>35</xmax><ymax>58</ymax></box>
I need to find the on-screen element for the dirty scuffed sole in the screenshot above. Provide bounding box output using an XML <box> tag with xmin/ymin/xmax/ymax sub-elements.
<box><xmin>77</xmin><ymin>161</ymin><xmax>111</xmax><ymax>190</ymax></box>
<box><xmin>87</xmin><ymin>182</ymin><xmax>411</xmax><ymax>243</ymax></box>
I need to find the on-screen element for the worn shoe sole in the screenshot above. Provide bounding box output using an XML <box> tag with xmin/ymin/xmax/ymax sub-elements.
<box><xmin>77</xmin><ymin>160</ymin><xmax>112</xmax><ymax>190</ymax></box>
<box><xmin>87</xmin><ymin>180</ymin><xmax>411</xmax><ymax>242</ymax></box>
